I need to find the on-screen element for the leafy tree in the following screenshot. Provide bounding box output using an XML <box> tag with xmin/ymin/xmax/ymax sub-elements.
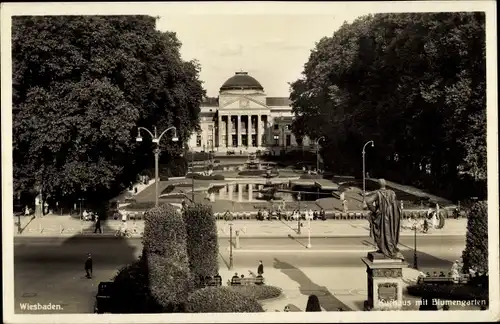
<box><xmin>143</xmin><ymin>203</ymin><xmax>193</xmax><ymax>312</ymax></box>
<box><xmin>462</xmin><ymin>200</ymin><xmax>488</xmax><ymax>274</ymax></box>
<box><xmin>289</xmin><ymin>13</ymin><xmax>486</xmax><ymax>200</ymax></box>
<box><xmin>12</xmin><ymin>16</ymin><xmax>204</xmax><ymax>206</ymax></box>
<box><xmin>183</xmin><ymin>204</ymin><xmax>219</xmax><ymax>287</ymax></box>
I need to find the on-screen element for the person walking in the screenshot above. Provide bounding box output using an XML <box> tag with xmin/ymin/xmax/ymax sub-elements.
<box><xmin>257</xmin><ymin>260</ymin><xmax>264</xmax><ymax>276</ymax></box>
<box><xmin>94</xmin><ymin>213</ymin><xmax>102</xmax><ymax>234</ymax></box>
<box><xmin>305</xmin><ymin>294</ymin><xmax>322</xmax><ymax>311</ymax></box>
<box><xmin>85</xmin><ymin>253</ymin><xmax>93</xmax><ymax>279</ymax></box>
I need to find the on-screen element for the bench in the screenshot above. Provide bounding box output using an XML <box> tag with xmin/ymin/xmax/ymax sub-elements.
<box><xmin>230</xmin><ymin>276</ymin><xmax>265</xmax><ymax>286</ymax></box>
<box><xmin>203</xmin><ymin>277</ymin><xmax>222</xmax><ymax>287</ymax></box>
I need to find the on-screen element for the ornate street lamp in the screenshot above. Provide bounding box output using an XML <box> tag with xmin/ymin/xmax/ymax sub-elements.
<box><xmin>136</xmin><ymin>126</ymin><xmax>178</xmax><ymax>207</ymax></box>
<box><xmin>362</xmin><ymin>140</ymin><xmax>374</xmax><ymax>203</ymax></box>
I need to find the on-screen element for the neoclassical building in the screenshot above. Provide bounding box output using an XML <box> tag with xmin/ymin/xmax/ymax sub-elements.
<box><xmin>187</xmin><ymin>71</ymin><xmax>312</xmax><ymax>154</ymax></box>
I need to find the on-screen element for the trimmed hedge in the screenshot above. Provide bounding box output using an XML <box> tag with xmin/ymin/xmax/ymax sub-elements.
<box><xmin>186</xmin><ymin>287</ymin><xmax>264</xmax><ymax>313</ymax></box>
<box><xmin>185</xmin><ymin>173</ymin><xmax>225</xmax><ymax>180</ymax></box>
<box><xmin>124</xmin><ymin>201</ymin><xmax>156</xmax><ymax>210</ymax></box>
<box><xmin>406</xmin><ymin>283</ymin><xmax>488</xmax><ymax>302</ymax></box>
<box><xmin>111</xmin><ymin>256</ymin><xmax>162</xmax><ymax>313</ymax></box>
<box><xmin>161</xmin><ymin>185</ymin><xmax>176</xmax><ymax>195</ymax></box>
<box><xmin>238</xmin><ymin>170</ymin><xmax>279</xmax><ymax>177</ymax></box>
<box><xmin>229</xmin><ymin>285</ymin><xmax>282</xmax><ymax>301</ymax></box>
<box><xmin>300</xmin><ymin>174</ymin><xmax>323</xmax><ymax>179</ymax></box>
<box><xmin>183</xmin><ymin>204</ymin><xmax>219</xmax><ymax>288</ymax></box>
<box><xmin>462</xmin><ymin>200</ymin><xmax>488</xmax><ymax>274</ymax></box>
<box><xmin>143</xmin><ymin>204</ymin><xmax>193</xmax><ymax>311</ymax></box>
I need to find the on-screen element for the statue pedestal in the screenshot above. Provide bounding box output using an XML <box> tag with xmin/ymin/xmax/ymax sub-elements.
<box><xmin>361</xmin><ymin>252</ymin><xmax>408</xmax><ymax>311</ymax></box>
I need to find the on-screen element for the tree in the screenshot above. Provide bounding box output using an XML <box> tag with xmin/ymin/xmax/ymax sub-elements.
<box><xmin>183</xmin><ymin>204</ymin><xmax>219</xmax><ymax>287</ymax></box>
<box><xmin>143</xmin><ymin>203</ymin><xmax>193</xmax><ymax>311</ymax></box>
<box><xmin>12</xmin><ymin>16</ymin><xmax>204</xmax><ymax>206</ymax></box>
<box><xmin>289</xmin><ymin>13</ymin><xmax>486</xmax><ymax>200</ymax></box>
<box><xmin>462</xmin><ymin>200</ymin><xmax>488</xmax><ymax>274</ymax></box>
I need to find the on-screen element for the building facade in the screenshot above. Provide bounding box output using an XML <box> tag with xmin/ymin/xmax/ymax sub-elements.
<box><xmin>187</xmin><ymin>71</ymin><xmax>312</xmax><ymax>154</ymax></box>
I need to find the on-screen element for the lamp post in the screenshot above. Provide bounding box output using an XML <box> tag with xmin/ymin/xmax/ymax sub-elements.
<box><xmin>315</xmin><ymin>136</ymin><xmax>325</xmax><ymax>173</ymax></box>
<box><xmin>297</xmin><ymin>192</ymin><xmax>302</xmax><ymax>234</ymax></box>
<box><xmin>413</xmin><ymin>221</ymin><xmax>418</xmax><ymax>269</ymax></box>
<box><xmin>362</xmin><ymin>140</ymin><xmax>374</xmax><ymax>203</ymax></box>
<box><xmin>306</xmin><ymin>217</ymin><xmax>311</xmax><ymax>248</ymax></box>
<box><xmin>229</xmin><ymin>222</ymin><xmax>234</xmax><ymax>270</ymax></box>
<box><xmin>136</xmin><ymin>126</ymin><xmax>179</xmax><ymax>207</ymax></box>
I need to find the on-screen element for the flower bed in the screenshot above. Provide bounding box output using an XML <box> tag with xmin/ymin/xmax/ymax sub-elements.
<box><xmin>406</xmin><ymin>283</ymin><xmax>488</xmax><ymax>302</ymax></box>
<box><xmin>185</xmin><ymin>173</ymin><xmax>225</xmax><ymax>180</ymax></box>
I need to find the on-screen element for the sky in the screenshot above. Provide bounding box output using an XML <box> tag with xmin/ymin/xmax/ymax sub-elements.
<box><xmin>156</xmin><ymin>13</ymin><xmax>369</xmax><ymax>97</ymax></box>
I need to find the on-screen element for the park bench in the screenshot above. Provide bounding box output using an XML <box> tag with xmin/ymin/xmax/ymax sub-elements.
<box><xmin>203</xmin><ymin>277</ymin><xmax>222</xmax><ymax>287</ymax></box>
<box><xmin>230</xmin><ymin>276</ymin><xmax>265</xmax><ymax>286</ymax></box>
<box><xmin>94</xmin><ymin>282</ymin><xmax>115</xmax><ymax>314</ymax></box>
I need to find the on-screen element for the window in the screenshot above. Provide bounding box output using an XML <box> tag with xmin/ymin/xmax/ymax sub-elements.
<box><xmin>196</xmin><ymin>134</ymin><xmax>202</xmax><ymax>147</ymax></box>
<box><xmin>274</xmin><ymin>124</ymin><xmax>279</xmax><ymax>130</ymax></box>
<box><xmin>286</xmin><ymin>135</ymin><xmax>291</xmax><ymax>146</ymax></box>
<box><xmin>208</xmin><ymin>125</ymin><xmax>213</xmax><ymax>133</ymax></box>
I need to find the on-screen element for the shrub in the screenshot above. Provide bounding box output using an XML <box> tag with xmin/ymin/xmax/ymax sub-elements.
<box><xmin>300</xmin><ymin>174</ymin><xmax>323</xmax><ymax>179</ymax></box>
<box><xmin>143</xmin><ymin>204</ymin><xmax>193</xmax><ymax>311</ymax></box>
<box><xmin>124</xmin><ymin>201</ymin><xmax>156</xmax><ymax>211</ymax></box>
<box><xmin>185</xmin><ymin>173</ymin><xmax>225</xmax><ymax>180</ymax></box>
<box><xmin>238</xmin><ymin>170</ymin><xmax>265</xmax><ymax>176</ymax></box>
<box><xmin>186</xmin><ymin>287</ymin><xmax>264</xmax><ymax>313</ymax></box>
<box><xmin>229</xmin><ymin>285</ymin><xmax>282</xmax><ymax>301</ymax></box>
<box><xmin>161</xmin><ymin>185</ymin><xmax>176</xmax><ymax>195</ymax></box>
<box><xmin>406</xmin><ymin>283</ymin><xmax>488</xmax><ymax>302</ymax></box>
<box><xmin>111</xmin><ymin>256</ymin><xmax>162</xmax><ymax>313</ymax></box>
<box><xmin>183</xmin><ymin>204</ymin><xmax>219</xmax><ymax>287</ymax></box>
<box><xmin>462</xmin><ymin>200</ymin><xmax>488</xmax><ymax>273</ymax></box>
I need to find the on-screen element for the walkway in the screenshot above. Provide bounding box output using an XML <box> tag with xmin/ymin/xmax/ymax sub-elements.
<box><xmin>14</xmin><ymin>216</ymin><xmax>467</xmax><ymax>238</ymax></box>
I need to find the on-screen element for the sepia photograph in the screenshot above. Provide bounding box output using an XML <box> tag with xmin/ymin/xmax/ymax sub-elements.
<box><xmin>1</xmin><ymin>1</ymin><xmax>498</xmax><ymax>323</ymax></box>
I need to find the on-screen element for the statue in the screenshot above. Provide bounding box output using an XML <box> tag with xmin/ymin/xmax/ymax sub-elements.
<box><xmin>365</xmin><ymin>179</ymin><xmax>404</xmax><ymax>260</ymax></box>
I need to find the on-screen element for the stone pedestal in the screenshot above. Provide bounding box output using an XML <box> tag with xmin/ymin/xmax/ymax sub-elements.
<box><xmin>361</xmin><ymin>252</ymin><xmax>408</xmax><ymax>311</ymax></box>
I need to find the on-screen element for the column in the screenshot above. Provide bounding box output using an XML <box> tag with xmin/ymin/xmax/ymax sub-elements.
<box><xmin>228</xmin><ymin>184</ymin><xmax>234</xmax><ymax>200</ymax></box>
<box><xmin>248</xmin><ymin>183</ymin><xmax>253</xmax><ymax>201</ymax></box>
<box><xmin>218</xmin><ymin>114</ymin><xmax>222</xmax><ymax>148</ymax></box>
<box><xmin>247</xmin><ymin>115</ymin><xmax>251</xmax><ymax>148</ymax></box>
<box><xmin>225</xmin><ymin>116</ymin><xmax>229</xmax><ymax>147</ymax></box>
<box><xmin>219</xmin><ymin>186</ymin><xmax>227</xmax><ymax>199</ymax></box>
<box><xmin>257</xmin><ymin>184</ymin><xmax>263</xmax><ymax>198</ymax></box>
<box><xmin>237</xmin><ymin>115</ymin><xmax>241</xmax><ymax>148</ymax></box>
<box><xmin>238</xmin><ymin>183</ymin><xmax>243</xmax><ymax>202</ymax></box>
<box><xmin>257</xmin><ymin>115</ymin><xmax>262</xmax><ymax>147</ymax></box>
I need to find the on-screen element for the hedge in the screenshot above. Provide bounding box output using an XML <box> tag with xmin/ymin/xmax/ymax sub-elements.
<box><xmin>124</xmin><ymin>201</ymin><xmax>157</xmax><ymax>211</ymax></box>
<box><xmin>462</xmin><ymin>200</ymin><xmax>488</xmax><ymax>274</ymax></box>
<box><xmin>186</xmin><ymin>287</ymin><xmax>264</xmax><ymax>313</ymax></box>
<box><xmin>183</xmin><ymin>204</ymin><xmax>219</xmax><ymax>288</ymax></box>
<box><xmin>299</xmin><ymin>174</ymin><xmax>323</xmax><ymax>179</ymax></box>
<box><xmin>406</xmin><ymin>283</ymin><xmax>488</xmax><ymax>302</ymax></box>
<box><xmin>111</xmin><ymin>256</ymin><xmax>162</xmax><ymax>313</ymax></box>
<box><xmin>238</xmin><ymin>170</ymin><xmax>279</xmax><ymax>177</ymax></box>
<box><xmin>143</xmin><ymin>204</ymin><xmax>193</xmax><ymax>311</ymax></box>
<box><xmin>161</xmin><ymin>185</ymin><xmax>176</xmax><ymax>195</ymax></box>
<box><xmin>229</xmin><ymin>285</ymin><xmax>282</xmax><ymax>301</ymax></box>
<box><xmin>185</xmin><ymin>173</ymin><xmax>225</xmax><ymax>180</ymax></box>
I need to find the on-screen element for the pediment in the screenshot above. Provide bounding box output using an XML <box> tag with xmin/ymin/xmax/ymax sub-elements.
<box><xmin>220</xmin><ymin>96</ymin><xmax>267</xmax><ymax>110</ymax></box>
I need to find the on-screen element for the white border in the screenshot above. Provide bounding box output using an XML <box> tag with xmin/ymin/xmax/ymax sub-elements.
<box><xmin>1</xmin><ymin>1</ymin><xmax>498</xmax><ymax>323</ymax></box>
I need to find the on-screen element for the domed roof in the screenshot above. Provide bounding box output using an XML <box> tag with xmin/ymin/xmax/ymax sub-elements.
<box><xmin>220</xmin><ymin>72</ymin><xmax>264</xmax><ymax>91</ymax></box>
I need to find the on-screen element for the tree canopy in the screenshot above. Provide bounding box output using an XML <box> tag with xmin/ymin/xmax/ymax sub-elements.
<box><xmin>290</xmin><ymin>12</ymin><xmax>486</xmax><ymax>200</ymax></box>
<box><xmin>13</xmin><ymin>16</ymin><xmax>204</xmax><ymax>205</ymax></box>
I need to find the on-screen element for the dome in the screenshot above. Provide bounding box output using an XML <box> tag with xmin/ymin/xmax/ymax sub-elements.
<box><xmin>220</xmin><ymin>72</ymin><xmax>264</xmax><ymax>91</ymax></box>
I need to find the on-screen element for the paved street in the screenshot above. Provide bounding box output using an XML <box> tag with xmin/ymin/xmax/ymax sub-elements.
<box><xmin>14</xmin><ymin>235</ymin><xmax>465</xmax><ymax>313</ymax></box>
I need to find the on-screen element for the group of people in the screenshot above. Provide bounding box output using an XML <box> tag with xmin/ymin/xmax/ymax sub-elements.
<box><xmin>256</xmin><ymin>208</ymin><xmax>327</xmax><ymax>221</ymax></box>
<box><xmin>231</xmin><ymin>260</ymin><xmax>265</xmax><ymax>286</ymax></box>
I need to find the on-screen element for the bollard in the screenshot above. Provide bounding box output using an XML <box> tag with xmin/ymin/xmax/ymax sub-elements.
<box><xmin>39</xmin><ymin>223</ymin><xmax>43</xmax><ymax>233</ymax></box>
<box><xmin>60</xmin><ymin>225</ymin><xmax>63</xmax><ymax>234</ymax></box>
<box><xmin>235</xmin><ymin>230</ymin><xmax>240</xmax><ymax>249</ymax></box>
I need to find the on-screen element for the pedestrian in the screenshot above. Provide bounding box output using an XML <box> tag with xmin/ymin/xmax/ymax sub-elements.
<box><xmin>423</xmin><ymin>219</ymin><xmax>429</xmax><ymax>233</ymax></box>
<box><xmin>121</xmin><ymin>210</ymin><xmax>127</xmax><ymax>230</ymax></box>
<box><xmin>94</xmin><ymin>213</ymin><xmax>102</xmax><ymax>234</ymax></box>
<box><xmin>85</xmin><ymin>253</ymin><xmax>93</xmax><ymax>279</ymax></box>
<box><xmin>24</xmin><ymin>205</ymin><xmax>30</xmax><ymax>216</ymax></box>
<box><xmin>257</xmin><ymin>260</ymin><xmax>264</xmax><ymax>276</ymax></box>
<box><xmin>320</xmin><ymin>208</ymin><xmax>326</xmax><ymax>220</ymax></box>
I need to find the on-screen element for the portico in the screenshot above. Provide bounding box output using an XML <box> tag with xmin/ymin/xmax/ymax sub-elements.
<box><xmin>188</xmin><ymin>71</ymin><xmax>312</xmax><ymax>154</ymax></box>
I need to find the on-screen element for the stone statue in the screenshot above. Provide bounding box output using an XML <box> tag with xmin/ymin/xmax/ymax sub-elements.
<box><xmin>365</xmin><ymin>179</ymin><xmax>404</xmax><ymax>260</ymax></box>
